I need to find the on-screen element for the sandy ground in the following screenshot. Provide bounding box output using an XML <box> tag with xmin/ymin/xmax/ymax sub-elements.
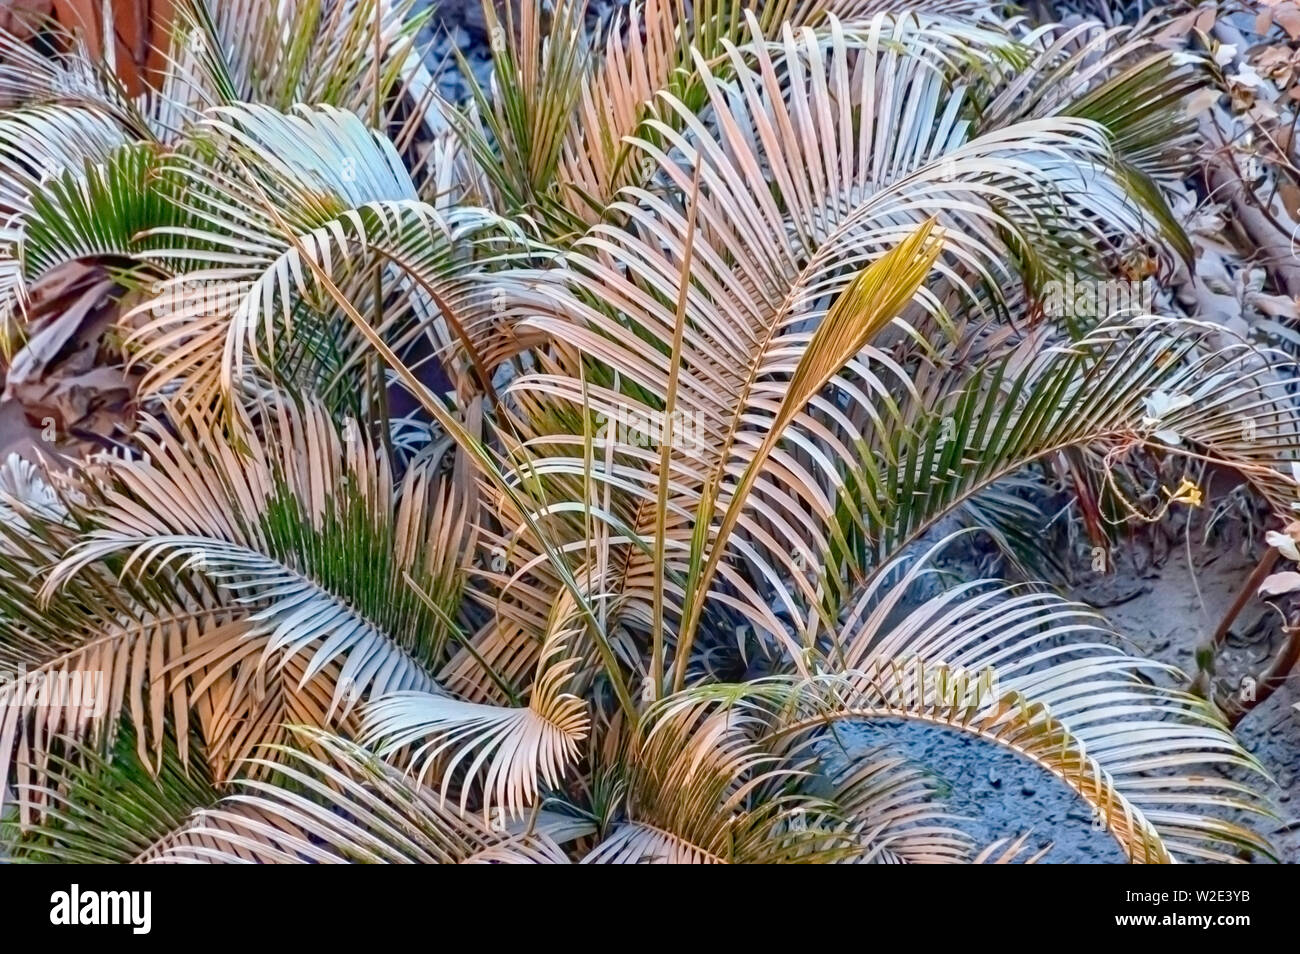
<box><xmin>1094</xmin><ymin>526</ymin><xmax>1300</xmax><ymax>863</ymax></box>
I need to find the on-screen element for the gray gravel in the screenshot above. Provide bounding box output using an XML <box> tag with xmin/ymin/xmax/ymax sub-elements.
<box><xmin>834</xmin><ymin>718</ymin><xmax>1128</xmax><ymax>863</ymax></box>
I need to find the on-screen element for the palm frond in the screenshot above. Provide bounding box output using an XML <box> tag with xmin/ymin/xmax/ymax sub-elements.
<box><xmin>360</xmin><ymin>588</ymin><xmax>592</xmax><ymax>821</ymax></box>
<box><xmin>4</xmin><ymin>725</ymin><xmax>217</xmax><ymax>864</ymax></box>
<box><xmin>815</xmin><ymin>536</ymin><xmax>1277</xmax><ymax>863</ymax></box>
<box><xmin>0</xmin><ymin>0</ymin><xmax>1289</xmax><ymax>867</ymax></box>
<box><xmin>43</xmin><ymin>399</ymin><xmax>467</xmax><ymax>714</ymax></box>
<box><xmin>126</xmin><ymin>102</ymin><xmax>510</xmax><ymax>415</ymax></box>
<box><xmin>581</xmin><ymin>697</ymin><xmax>846</xmax><ymax>863</ymax></box>
<box><xmin>145</xmin><ymin>728</ymin><xmax>585</xmax><ymax>863</ymax></box>
<box><xmin>830</xmin><ymin>318</ymin><xmax>1300</xmax><ymax>593</ymax></box>
<box><xmin>0</xmin><ymin>455</ymin><xmax>250</xmax><ymax>819</ymax></box>
<box><xmin>499</xmin><ymin>3</ymin><xmax>1200</xmax><ymax>673</ymax></box>
<box><xmin>808</xmin><ymin>749</ymin><xmax>974</xmax><ymax>863</ymax></box>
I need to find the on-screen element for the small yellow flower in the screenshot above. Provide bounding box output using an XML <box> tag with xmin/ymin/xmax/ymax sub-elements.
<box><xmin>1162</xmin><ymin>478</ymin><xmax>1202</xmax><ymax>508</ymax></box>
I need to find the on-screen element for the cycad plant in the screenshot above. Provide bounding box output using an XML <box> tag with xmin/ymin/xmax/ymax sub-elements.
<box><xmin>0</xmin><ymin>0</ymin><xmax>1295</xmax><ymax>863</ymax></box>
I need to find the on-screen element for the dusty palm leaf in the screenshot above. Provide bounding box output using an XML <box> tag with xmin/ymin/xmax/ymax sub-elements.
<box><xmin>500</xmin><ymin>14</ymin><xmax>1169</xmax><ymax>685</ymax></box>
<box><xmin>5</xmin><ymin>726</ymin><xmax>218</xmax><ymax>864</ymax></box>
<box><xmin>126</xmin><ymin>103</ymin><xmax>512</xmax><ymax>416</ymax></box>
<box><xmin>360</xmin><ymin>586</ymin><xmax>593</xmax><ymax>822</ymax></box>
<box><xmin>43</xmin><ymin>398</ymin><xmax>469</xmax><ymax>714</ymax></box>
<box><xmin>823</xmin><ymin>317</ymin><xmax>1300</xmax><ymax>618</ymax></box>
<box><xmin>145</xmin><ymin>728</ymin><xmax>586</xmax><ymax>863</ymax></box>
<box><xmin>581</xmin><ymin>696</ymin><xmax>850</xmax><ymax>863</ymax></box>
<box><xmin>0</xmin><ymin>455</ymin><xmax>247</xmax><ymax>820</ymax></box>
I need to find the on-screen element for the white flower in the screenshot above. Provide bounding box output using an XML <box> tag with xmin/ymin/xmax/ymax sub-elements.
<box><xmin>1142</xmin><ymin>390</ymin><xmax>1193</xmax><ymax>446</ymax></box>
<box><xmin>1171</xmin><ymin>51</ymin><xmax>1206</xmax><ymax>67</ymax></box>
<box><xmin>1230</xmin><ymin>64</ymin><xmax>1265</xmax><ymax>89</ymax></box>
<box><xmin>1213</xmin><ymin>44</ymin><xmax>1238</xmax><ymax>67</ymax></box>
<box><xmin>1259</xmin><ymin>571</ymin><xmax>1300</xmax><ymax>597</ymax></box>
<box><xmin>1266</xmin><ymin>530</ymin><xmax>1300</xmax><ymax>562</ymax></box>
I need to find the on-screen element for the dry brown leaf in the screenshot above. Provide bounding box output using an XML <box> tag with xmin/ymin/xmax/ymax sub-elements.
<box><xmin>0</xmin><ymin>0</ymin><xmax>51</xmax><ymax>41</ymax></box>
<box><xmin>1277</xmin><ymin>4</ymin><xmax>1300</xmax><ymax>39</ymax></box>
<box><xmin>2</xmin><ymin>264</ymin><xmax>134</xmax><ymax>450</ymax></box>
